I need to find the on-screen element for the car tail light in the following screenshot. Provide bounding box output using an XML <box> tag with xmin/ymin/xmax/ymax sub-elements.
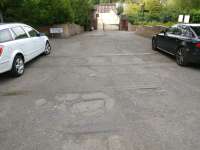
<box><xmin>0</xmin><ymin>46</ymin><xmax>3</xmax><ymax>56</ymax></box>
<box><xmin>195</xmin><ymin>43</ymin><xmax>200</xmax><ymax>48</ymax></box>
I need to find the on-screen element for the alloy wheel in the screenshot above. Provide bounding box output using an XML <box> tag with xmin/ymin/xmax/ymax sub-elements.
<box><xmin>176</xmin><ymin>48</ymin><xmax>187</xmax><ymax>66</ymax></box>
<box><xmin>15</xmin><ymin>57</ymin><xmax>24</xmax><ymax>75</ymax></box>
<box><xmin>44</xmin><ymin>42</ymin><xmax>51</xmax><ymax>55</ymax></box>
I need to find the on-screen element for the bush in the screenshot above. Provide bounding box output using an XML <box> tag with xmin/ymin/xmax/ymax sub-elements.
<box><xmin>128</xmin><ymin>15</ymin><xmax>141</xmax><ymax>25</ymax></box>
<box><xmin>1</xmin><ymin>0</ymin><xmax>93</xmax><ymax>29</ymax></box>
<box><xmin>71</xmin><ymin>0</ymin><xmax>93</xmax><ymax>30</ymax></box>
<box><xmin>190</xmin><ymin>9</ymin><xmax>200</xmax><ymax>23</ymax></box>
<box><xmin>126</xmin><ymin>0</ymin><xmax>200</xmax><ymax>27</ymax></box>
<box><xmin>144</xmin><ymin>13</ymin><xmax>160</xmax><ymax>22</ymax></box>
<box><xmin>143</xmin><ymin>21</ymin><xmax>175</xmax><ymax>27</ymax></box>
<box><xmin>159</xmin><ymin>9</ymin><xmax>178</xmax><ymax>23</ymax></box>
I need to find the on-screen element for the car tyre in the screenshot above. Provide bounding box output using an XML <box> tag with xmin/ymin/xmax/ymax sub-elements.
<box><xmin>176</xmin><ymin>47</ymin><xmax>188</xmax><ymax>66</ymax></box>
<box><xmin>152</xmin><ymin>38</ymin><xmax>158</xmax><ymax>51</ymax></box>
<box><xmin>11</xmin><ymin>55</ymin><xmax>25</xmax><ymax>77</ymax></box>
<box><xmin>44</xmin><ymin>41</ymin><xmax>51</xmax><ymax>55</ymax></box>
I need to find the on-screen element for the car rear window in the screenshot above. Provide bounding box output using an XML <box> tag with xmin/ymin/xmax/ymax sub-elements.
<box><xmin>0</xmin><ymin>29</ymin><xmax>13</xmax><ymax>43</ymax></box>
<box><xmin>11</xmin><ymin>27</ymin><xmax>28</xmax><ymax>40</ymax></box>
<box><xmin>191</xmin><ymin>26</ymin><xmax>200</xmax><ymax>36</ymax></box>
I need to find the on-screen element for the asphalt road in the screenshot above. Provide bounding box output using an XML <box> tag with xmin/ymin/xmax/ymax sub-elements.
<box><xmin>0</xmin><ymin>31</ymin><xmax>200</xmax><ymax>150</ymax></box>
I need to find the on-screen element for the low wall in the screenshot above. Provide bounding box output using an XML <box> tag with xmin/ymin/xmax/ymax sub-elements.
<box><xmin>104</xmin><ymin>24</ymin><xmax>119</xmax><ymax>31</ymax></box>
<box><xmin>128</xmin><ymin>23</ymin><xmax>167</xmax><ymax>38</ymax></box>
<box><xmin>128</xmin><ymin>23</ymin><xmax>138</xmax><ymax>32</ymax></box>
<box><xmin>38</xmin><ymin>23</ymin><xmax>84</xmax><ymax>38</ymax></box>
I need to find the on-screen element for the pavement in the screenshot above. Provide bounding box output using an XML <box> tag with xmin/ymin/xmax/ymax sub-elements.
<box><xmin>0</xmin><ymin>31</ymin><xmax>200</xmax><ymax>150</ymax></box>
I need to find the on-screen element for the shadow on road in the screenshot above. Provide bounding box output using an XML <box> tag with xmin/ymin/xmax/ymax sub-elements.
<box><xmin>25</xmin><ymin>54</ymin><xmax>44</xmax><ymax>68</ymax></box>
<box><xmin>0</xmin><ymin>54</ymin><xmax>44</xmax><ymax>83</ymax></box>
<box><xmin>1</xmin><ymin>48</ymin><xmax>200</xmax><ymax>84</ymax></box>
<box><xmin>0</xmin><ymin>72</ymin><xmax>13</xmax><ymax>81</ymax></box>
<box><xmin>156</xmin><ymin>49</ymin><xmax>175</xmax><ymax>61</ymax></box>
<box><xmin>157</xmin><ymin>49</ymin><xmax>200</xmax><ymax>69</ymax></box>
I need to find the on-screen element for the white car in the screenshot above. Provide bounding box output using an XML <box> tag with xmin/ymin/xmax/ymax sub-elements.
<box><xmin>0</xmin><ymin>23</ymin><xmax>51</xmax><ymax>77</ymax></box>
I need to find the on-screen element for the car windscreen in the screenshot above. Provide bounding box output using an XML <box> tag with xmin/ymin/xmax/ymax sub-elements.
<box><xmin>0</xmin><ymin>29</ymin><xmax>13</xmax><ymax>43</ymax></box>
<box><xmin>191</xmin><ymin>26</ymin><xmax>200</xmax><ymax>37</ymax></box>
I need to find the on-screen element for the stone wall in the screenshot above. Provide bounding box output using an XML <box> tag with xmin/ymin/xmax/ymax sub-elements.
<box><xmin>128</xmin><ymin>23</ymin><xmax>167</xmax><ymax>38</ymax></box>
<box><xmin>38</xmin><ymin>23</ymin><xmax>84</xmax><ymax>38</ymax></box>
<box><xmin>128</xmin><ymin>23</ymin><xmax>138</xmax><ymax>32</ymax></box>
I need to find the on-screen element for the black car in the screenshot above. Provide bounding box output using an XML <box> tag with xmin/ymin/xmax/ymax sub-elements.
<box><xmin>152</xmin><ymin>24</ymin><xmax>200</xmax><ymax>66</ymax></box>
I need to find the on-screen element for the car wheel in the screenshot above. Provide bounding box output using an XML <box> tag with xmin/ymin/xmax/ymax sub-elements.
<box><xmin>44</xmin><ymin>41</ymin><xmax>51</xmax><ymax>55</ymax></box>
<box><xmin>176</xmin><ymin>47</ymin><xmax>188</xmax><ymax>66</ymax></box>
<box><xmin>11</xmin><ymin>55</ymin><xmax>25</xmax><ymax>77</ymax></box>
<box><xmin>152</xmin><ymin>38</ymin><xmax>158</xmax><ymax>51</ymax></box>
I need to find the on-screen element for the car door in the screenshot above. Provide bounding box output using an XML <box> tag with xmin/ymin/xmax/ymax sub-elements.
<box><xmin>23</xmin><ymin>26</ymin><xmax>44</xmax><ymax>56</ymax></box>
<box><xmin>10</xmin><ymin>26</ymin><xmax>32</xmax><ymax>62</ymax></box>
<box><xmin>165</xmin><ymin>27</ymin><xmax>182</xmax><ymax>54</ymax></box>
<box><xmin>156</xmin><ymin>32</ymin><xmax>166</xmax><ymax>50</ymax></box>
<box><xmin>157</xmin><ymin>27</ymin><xmax>175</xmax><ymax>52</ymax></box>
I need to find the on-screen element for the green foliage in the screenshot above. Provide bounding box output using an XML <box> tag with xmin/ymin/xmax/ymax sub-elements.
<box><xmin>167</xmin><ymin>0</ymin><xmax>200</xmax><ymax>10</ymax></box>
<box><xmin>2</xmin><ymin>0</ymin><xmax>75</xmax><ymax>27</ymax></box>
<box><xmin>1</xmin><ymin>0</ymin><xmax>96</xmax><ymax>29</ymax></box>
<box><xmin>146</xmin><ymin>0</ymin><xmax>162</xmax><ymax>16</ymax></box>
<box><xmin>71</xmin><ymin>0</ymin><xmax>93</xmax><ymax>30</ymax></box>
<box><xmin>190</xmin><ymin>9</ymin><xmax>200</xmax><ymax>23</ymax></box>
<box><xmin>124</xmin><ymin>0</ymin><xmax>140</xmax><ymax>16</ymax></box>
<box><xmin>1</xmin><ymin>0</ymin><xmax>199</xmax><ymax>28</ymax></box>
<box><xmin>117</xmin><ymin>4</ymin><xmax>124</xmax><ymax>15</ymax></box>
<box><xmin>126</xmin><ymin>0</ymin><xmax>200</xmax><ymax>26</ymax></box>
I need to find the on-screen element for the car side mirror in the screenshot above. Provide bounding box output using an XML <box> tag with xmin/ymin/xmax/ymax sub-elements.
<box><xmin>164</xmin><ymin>31</ymin><xmax>167</xmax><ymax>36</ymax></box>
<box><xmin>162</xmin><ymin>30</ymin><xmax>168</xmax><ymax>36</ymax></box>
<box><xmin>161</xmin><ymin>29</ymin><xmax>167</xmax><ymax>34</ymax></box>
<box><xmin>37</xmin><ymin>32</ymin><xmax>45</xmax><ymax>37</ymax></box>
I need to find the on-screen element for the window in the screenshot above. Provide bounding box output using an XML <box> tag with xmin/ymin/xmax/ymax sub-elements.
<box><xmin>166</xmin><ymin>27</ymin><xmax>175</xmax><ymax>34</ymax></box>
<box><xmin>11</xmin><ymin>27</ymin><xmax>28</xmax><ymax>40</ymax></box>
<box><xmin>181</xmin><ymin>26</ymin><xmax>194</xmax><ymax>38</ymax></box>
<box><xmin>0</xmin><ymin>29</ymin><xmax>13</xmax><ymax>43</ymax></box>
<box><xmin>191</xmin><ymin>26</ymin><xmax>200</xmax><ymax>37</ymax></box>
<box><xmin>166</xmin><ymin>27</ymin><xmax>181</xmax><ymax>35</ymax></box>
<box><xmin>173</xmin><ymin>28</ymin><xmax>182</xmax><ymax>35</ymax></box>
<box><xmin>24</xmin><ymin>26</ymin><xmax>38</xmax><ymax>37</ymax></box>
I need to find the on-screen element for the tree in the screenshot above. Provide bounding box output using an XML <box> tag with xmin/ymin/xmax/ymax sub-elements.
<box><xmin>124</xmin><ymin>0</ymin><xmax>140</xmax><ymax>16</ymax></box>
<box><xmin>0</xmin><ymin>0</ymin><xmax>7</xmax><ymax>22</ymax></box>
<box><xmin>167</xmin><ymin>0</ymin><xmax>200</xmax><ymax>10</ymax></box>
<box><xmin>71</xmin><ymin>0</ymin><xmax>93</xmax><ymax>30</ymax></box>
<box><xmin>143</xmin><ymin>0</ymin><xmax>162</xmax><ymax>21</ymax></box>
<box><xmin>2</xmin><ymin>0</ymin><xmax>74</xmax><ymax>27</ymax></box>
<box><xmin>0</xmin><ymin>0</ymin><xmax>130</xmax><ymax>29</ymax></box>
<box><xmin>144</xmin><ymin>0</ymin><xmax>162</xmax><ymax>14</ymax></box>
<box><xmin>89</xmin><ymin>0</ymin><xmax>100</xmax><ymax>5</ymax></box>
<box><xmin>2</xmin><ymin>0</ymin><xmax>24</xmax><ymax>23</ymax></box>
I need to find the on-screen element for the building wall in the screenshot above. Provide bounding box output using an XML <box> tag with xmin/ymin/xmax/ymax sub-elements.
<box><xmin>97</xmin><ymin>11</ymin><xmax>120</xmax><ymax>30</ymax></box>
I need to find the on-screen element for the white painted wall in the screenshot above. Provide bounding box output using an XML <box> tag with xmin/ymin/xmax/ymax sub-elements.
<box><xmin>97</xmin><ymin>10</ymin><xmax>120</xmax><ymax>30</ymax></box>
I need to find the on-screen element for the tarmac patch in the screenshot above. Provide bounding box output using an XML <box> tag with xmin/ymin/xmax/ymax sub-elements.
<box><xmin>35</xmin><ymin>98</ymin><xmax>47</xmax><ymax>106</ymax></box>
<box><xmin>62</xmin><ymin>135</ymin><xmax>124</xmax><ymax>150</ymax></box>
<box><xmin>55</xmin><ymin>93</ymin><xmax>80</xmax><ymax>102</ymax></box>
<box><xmin>55</xmin><ymin>92</ymin><xmax>115</xmax><ymax>116</ymax></box>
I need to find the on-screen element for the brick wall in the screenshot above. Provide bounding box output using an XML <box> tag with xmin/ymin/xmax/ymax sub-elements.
<box><xmin>38</xmin><ymin>23</ymin><xmax>84</xmax><ymax>38</ymax></box>
<box><xmin>128</xmin><ymin>23</ymin><xmax>167</xmax><ymax>38</ymax></box>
